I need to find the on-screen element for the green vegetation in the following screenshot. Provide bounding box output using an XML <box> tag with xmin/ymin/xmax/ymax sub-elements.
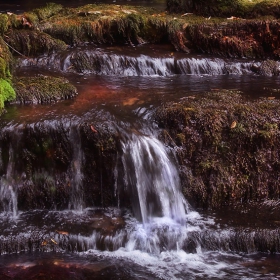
<box><xmin>0</xmin><ymin>78</ymin><xmax>16</xmax><ymax>111</ymax></box>
<box><xmin>167</xmin><ymin>0</ymin><xmax>280</xmax><ymax>18</ymax></box>
<box><xmin>155</xmin><ymin>90</ymin><xmax>280</xmax><ymax>208</ymax></box>
<box><xmin>14</xmin><ymin>75</ymin><xmax>77</xmax><ymax>104</ymax></box>
<box><xmin>0</xmin><ymin>37</ymin><xmax>15</xmax><ymax>113</ymax></box>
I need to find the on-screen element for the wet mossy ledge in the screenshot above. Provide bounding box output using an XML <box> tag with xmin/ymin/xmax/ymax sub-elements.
<box><xmin>167</xmin><ymin>0</ymin><xmax>280</xmax><ymax>18</ymax></box>
<box><xmin>3</xmin><ymin>2</ymin><xmax>280</xmax><ymax>58</ymax></box>
<box><xmin>14</xmin><ymin>75</ymin><xmax>78</xmax><ymax>104</ymax></box>
<box><xmin>154</xmin><ymin>90</ymin><xmax>280</xmax><ymax>209</ymax></box>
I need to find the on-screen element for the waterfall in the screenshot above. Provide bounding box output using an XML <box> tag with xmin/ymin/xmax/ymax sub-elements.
<box><xmin>120</xmin><ymin>134</ymin><xmax>188</xmax><ymax>225</ymax></box>
<box><xmin>0</xmin><ymin>146</ymin><xmax>18</xmax><ymax>217</ymax></box>
<box><xmin>19</xmin><ymin>49</ymin><xmax>259</xmax><ymax>76</ymax></box>
<box><xmin>68</xmin><ymin>126</ymin><xmax>84</xmax><ymax>211</ymax></box>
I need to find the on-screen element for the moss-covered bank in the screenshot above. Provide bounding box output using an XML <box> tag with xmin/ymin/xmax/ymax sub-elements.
<box><xmin>167</xmin><ymin>0</ymin><xmax>280</xmax><ymax>18</ymax></box>
<box><xmin>5</xmin><ymin>3</ymin><xmax>279</xmax><ymax>58</ymax></box>
<box><xmin>155</xmin><ymin>90</ymin><xmax>280</xmax><ymax>209</ymax></box>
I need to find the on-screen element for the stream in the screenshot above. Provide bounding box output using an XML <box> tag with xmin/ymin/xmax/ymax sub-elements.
<box><xmin>0</xmin><ymin>2</ymin><xmax>280</xmax><ymax>279</ymax></box>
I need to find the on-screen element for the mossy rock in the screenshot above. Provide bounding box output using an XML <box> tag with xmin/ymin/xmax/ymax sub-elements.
<box><xmin>186</xmin><ymin>19</ymin><xmax>280</xmax><ymax>59</ymax></box>
<box><xmin>253</xmin><ymin>59</ymin><xmax>280</xmax><ymax>76</ymax></box>
<box><xmin>14</xmin><ymin>75</ymin><xmax>77</xmax><ymax>104</ymax></box>
<box><xmin>167</xmin><ymin>0</ymin><xmax>280</xmax><ymax>18</ymax></box>
<box><xmin>6</xmin><ymin>29</ymin><xmax>67</xmax><ymax>57</ymax></box>
<box><xmin>0</xmin><ymin>36</ymin><xmax>13</xmax><ymax>76</ymax></box>
<box><xmin>155</xmin><ymin>90</ymin><xmax>280</xmax><ymax>208</ymax></box>
<box><xmin>2</xmin><ymin>3</ymin><xmax>280</xmax><ymax>59</ymax></box>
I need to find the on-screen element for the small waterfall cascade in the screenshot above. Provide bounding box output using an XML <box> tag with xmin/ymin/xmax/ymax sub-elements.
<box><xmin>68</xmin><ymin>126</ymin><xmax>84</xmax><ymax>211</ymax></box>
<box><xmin>19</xmin><ymin>49</ymin><xmax>260</xmax><ymax>76</ymax></box>
<box><xmin>120</xmin><ymin>134</ymin><xmax>188</xmax><ymax>225</ymax></box>
<box><xmin>0</xmin><ymin>146</ymin><xmax>18</xmax><ymax>217</ymax></box>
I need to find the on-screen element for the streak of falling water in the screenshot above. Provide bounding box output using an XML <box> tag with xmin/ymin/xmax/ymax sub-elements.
<box><xmin>0</xmin><ymin>146</ymin><xmax>18</xmax><ymax>217</ymax></box>
<box><xmin>121</xmin><ymin>134</ymin><xmax>188</xmax><ymax>225</ymax></box>
<box><xmin>68</xmin><ymin>126</ymin><xmax>84</xmax><ymax>211</ymax></box>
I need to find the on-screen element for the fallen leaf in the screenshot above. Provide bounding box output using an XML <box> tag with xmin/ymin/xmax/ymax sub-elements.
<box><xmin>123</xmin><ymin>97</ymin><xmax>139</xmax><ymax>106</ymax></box>
<box><xmin>230</xmin><ymin>121</ymin><xmax>237</xmax><ymax>129</ymax></box>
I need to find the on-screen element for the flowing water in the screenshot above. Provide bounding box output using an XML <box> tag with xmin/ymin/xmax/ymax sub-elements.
<box><xmin>1</xmin><ymin>3</ymin><xmax>280</xmax><ymax>277</ymax></box>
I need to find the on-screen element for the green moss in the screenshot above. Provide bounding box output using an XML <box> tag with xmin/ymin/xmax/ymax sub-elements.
<box><xmin>33</xmin><ymin>2</ymin><xmax>63</xmax><ymax>21</ymax></box>
<box><xmin>167</xmin><ymin>0</ymin><xmax>280</xmax><ymax>18</ymax></box>
<box><xmin>0</xmin><ymin>58</ymin><xmax>11</xmax><ymax>80</ymax></box>
<box><xmin>0</xmin><ymin>14</ymin><xmax>8</xmax><ymax>35</ymax></box>
<box><xmin>23</xmin><ymin>12</ymin><xmax>40</xmax><ymax>27</ymax></box>
<box><xmin>14</xmin><ymin>75</ymin><xmax>77</xmax><ymax>104</ymax></box>
<box><xmin>258</xmin><ymin>123</ymin><xmax>278</xmax><ymax>140</ymax></box>
<box><xmin>155</xmin><ymin>90</ymin><xmax>280</xmax><ymax>208</ymax></box>
<box><xmin>0</xmin><ymin>78</ymin><xmax>16</xmax><ymax>111</ymax></box>
<box><xmin>6</xmin><ymin>29</ymin><xmax>67</xmax><ymax>57</ymax></box>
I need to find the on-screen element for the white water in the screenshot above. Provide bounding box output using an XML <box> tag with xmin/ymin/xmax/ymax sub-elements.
<box><xmin>121</xmin><ymin>134</ymin><xmax>188</xmax><ymax>225</ymax></box>
<box><xmin>19</xmin><ymin>49</ymin><xmax>259</xmax><ymax>76</ymax></box>
<box><xmin>0</xmin><ymin>146</ymin><xmax>18</xmax><ymax>217</ymax></box>
<box><xmin>68</xmin><ymin>126</ymin><xmax>84</xmax><ymax>211</ymax></box>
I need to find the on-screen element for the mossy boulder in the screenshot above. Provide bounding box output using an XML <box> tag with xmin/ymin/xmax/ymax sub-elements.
<box><xmin>5</xmin><ymin>29</ymin><xmax>67</xmax><ymax>57</ymax></box>
<box><xmin>155</xmin><ymin>90</ymin><xmax>280</xmax><ymax>209</ymax></box>
<box><xmin>14</xmin><ymin>75</ymin><xmax>77</xmax><ymax>104</ymax></box>
<box><xmin>253</xmin><ymin>59</ymin><xmax>280</xmax><ymax>75</ymax></box>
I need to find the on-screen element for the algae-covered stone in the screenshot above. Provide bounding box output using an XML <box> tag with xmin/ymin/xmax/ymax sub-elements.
<box><xmin>6</xmin><ymin>29</ymin><xmax>67</xmax><ymax>57</ymax></box>
<box><xmin>155</xmin><ymin>90</ymin><xmax>280</xmax><ymax>208</ymax></box>
<box><xmin>167</xmin><ymin>0</ymin><xmax>280</xmax><ymax>18</ymax></box>
<box><xmin>14</xmin><ymin>75</ymin><xmax>77</xmax><ymax>104</ymax></box>
<box><xmin>254</xmin><ymin>60</ymin><xmax>280</xmax><ymax>76</ymax></box>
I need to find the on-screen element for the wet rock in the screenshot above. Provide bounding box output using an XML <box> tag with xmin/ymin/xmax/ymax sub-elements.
<box><xmin>0</xmin><ymin>120</ymin><xmax>119</xmax><ymax>211</ymax></box>
<box><xmin>155</xmin><ymin>90</ymin><xmax>280</xmax><ymax>209</ymax></box>
<box><xmin>13</xmin><ymin>75</ymin><xmax>78</xmax><ymax>104</ymax></box>
<box><xmin>5</xmin><ymin>29</ymin><xmax>67</xmax><ymax>57</ymax></box>
<box><xmin>252</xmin><ymin>59</ymin><xmax>280</xmax><ymax>76</ymax></box>
<box><xmin>167</xmin><ymin>0</ymin><xmax>280</xmax><ymax>19</ymax></box>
